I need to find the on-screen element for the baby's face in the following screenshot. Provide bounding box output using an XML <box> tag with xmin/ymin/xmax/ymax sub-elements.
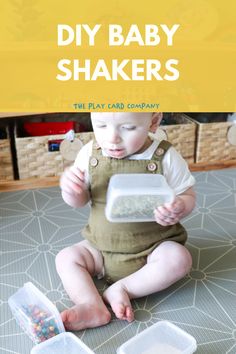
<box><xmin>91</xmin><ymin>112</ymin><xmax>153</xmax><ymax>158</ymax></box>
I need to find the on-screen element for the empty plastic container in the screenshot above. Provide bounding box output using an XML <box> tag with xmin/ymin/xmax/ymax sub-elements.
<box><xmin>105</xmin><ymin>174</ymin><xmax>175</xmax><ymax>222</ymax></box>
<box><xmin>31</xmin><ymin>332</ymin><xmax>95</xmax><ymax>354</ymax></box>
<box><xmin>8</xmin><ymin>282</ymin><xmax>65</xmax><ymax>344</ymax></box>
<box><xmin>117</xmin><ymin>321</ymin><xmax>197</xmax><ymax>354</ymax></box>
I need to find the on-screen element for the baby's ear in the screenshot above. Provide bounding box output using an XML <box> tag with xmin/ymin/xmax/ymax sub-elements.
<box><xmin>150</xmin><ymin>112</ymin><xmax>163</xmax><ymax>132</ymax></box>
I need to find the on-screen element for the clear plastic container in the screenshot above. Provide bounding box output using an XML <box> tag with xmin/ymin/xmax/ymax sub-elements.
<box><xmin>117</xmin><ymin>321</ymin><xmax>197</xmax><ymax>354</ymax></box>
<box><xmin>31</xmin><ymin>332</ymin><xmax>95</xmax><ymax>354</ymax></box>
<box><xmin>105</xmin><ymin>174</ymin><xmax>175</xmax><ymax>222</ymax></box>
<box><xmin>8</xmin><ymin>282</ymin><xmax>65</xmax><ymax>344</ymax></box>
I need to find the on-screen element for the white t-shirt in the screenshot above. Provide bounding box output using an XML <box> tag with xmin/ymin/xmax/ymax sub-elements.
<box><xmin>74</xmin><ymin>139</ymin><xmax>195</xmax><ymax>195</ymax></box>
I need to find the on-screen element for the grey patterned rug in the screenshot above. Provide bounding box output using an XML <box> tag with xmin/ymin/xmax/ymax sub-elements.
<box><xmin>1</xmin><ymin>169</ymin><xmax>236</xmax><ymax>354</ymax></box>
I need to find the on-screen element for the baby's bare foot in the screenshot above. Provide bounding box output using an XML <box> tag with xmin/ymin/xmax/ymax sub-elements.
<box><xmin>61</xmin><ymin>302</ymin><xmax>111</xmax><ymax>331</ymax></box>
<box><xmin>103</xmin><ymin>283</ymin><xmax>134</xmax><ymax>322</ymax></box>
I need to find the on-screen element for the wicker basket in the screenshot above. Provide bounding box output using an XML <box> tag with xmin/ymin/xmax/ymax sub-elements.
<box><xmin>0</xmin><ymin>126</ymin><xmax>14</xmax><ymax>181</ymax></box>
<box><xmin>15</xmin><ymin>128</ymin><xmax>94</xmax><ymax>179</ymax></box>
<box><xmin>187</xmin><ymin>118</ymin><xmax>236</xmax><ymax>163</ymax></box>
<box><xmin>156</xmin><ymin>114</ymin><xmax>196</xmax><ymax>164</ymax></box>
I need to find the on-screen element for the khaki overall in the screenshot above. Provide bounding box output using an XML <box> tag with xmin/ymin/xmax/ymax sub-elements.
<box><xmin>82</xmin><ymin>140</ymin><xmax>187</xmax><ymax>283</ymax></box>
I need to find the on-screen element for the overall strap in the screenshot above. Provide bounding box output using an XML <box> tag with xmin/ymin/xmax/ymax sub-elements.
<box><xmin>150</xmin><ymin>140</ymin><xmax>172</xmax><ymax>174</ymax></box>
<box><xmin>91</xmin><ymin>140</ymin><xmax>101</xmax><ymax>154</ymax></box>
<box><xmin>88</xmin><ymin>140</ymin><xmax>102</xmax><ymax>168</ymax></box>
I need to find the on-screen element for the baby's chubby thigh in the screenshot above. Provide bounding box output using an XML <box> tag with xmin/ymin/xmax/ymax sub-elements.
<box><xmin>55</xmin><ymin>239</ymin><xmax>104</xmax><ymax>277</ymax></box>
<box><xmin>147</xmin><ymin>240</ymin><xmax>192</xmax><ymax>278</ymax></box>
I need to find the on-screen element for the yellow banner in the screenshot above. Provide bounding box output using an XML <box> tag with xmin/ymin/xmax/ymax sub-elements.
<box><xmin>0</xmin><ymin>0</ymin><xmax>235</xmax><ymax>112</ymax></box>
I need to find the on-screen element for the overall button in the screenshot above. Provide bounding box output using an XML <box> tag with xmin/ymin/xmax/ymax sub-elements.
<box><xmin>147</xmin><ymin>162</ymin><xmax>157</xmax><ymax>172</ymax></box>
<box><xmin>90</xmin><ymin>157</ymin><xmax>98</xmax><ymax>167</ymax></box>
<box><xmin>155</xmin><ymin>147</ymin><xmax>165</xmax><ymax>156</ymax></box>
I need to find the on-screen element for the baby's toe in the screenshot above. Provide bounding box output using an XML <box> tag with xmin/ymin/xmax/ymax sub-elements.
<box><xmin>125</xmin><ymin>307</ymin><xmax>134</xmax><ymax>322</ymax></box>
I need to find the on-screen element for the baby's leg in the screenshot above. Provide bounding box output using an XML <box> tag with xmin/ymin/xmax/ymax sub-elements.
<box><xmin>103</xmin><ymin>241</ymin><xmax>192</xmax><ymax>322</ymax></box>
<box><xmin>103</xmin><ymin>282</ymin><xmax>134</xmax><ymax>322</ymax></box>
<box><xmin>55</xmin><ymin>240</ymin><xmax>111</xmax><ymax>330</ymax></box>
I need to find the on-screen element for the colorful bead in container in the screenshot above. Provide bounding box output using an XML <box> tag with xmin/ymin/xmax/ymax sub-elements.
<box><xmin>21</xmin><ymin>304</ymin><xmax>60</xmax><ymax>343</ymax></box>
<box><xmin>8</xmin><ymin>282</ymin><xmax>65</xmax><ymax>344</ymax></box>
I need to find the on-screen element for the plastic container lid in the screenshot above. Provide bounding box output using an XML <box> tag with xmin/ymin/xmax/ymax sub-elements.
<box><xmin>117</xmin><ymin>321</ymin><xmax>197</xmax><ymax>354</ymax></box>
<box><xmin>31</xmin><ymin>332</ymin><xmax>95</xmax><ymax>354</ymax></box>
<box><xmin>105</xmin><ymin>174</ymin><xmax>175</xmax><ymax>222</ymax></box>
<box><xmin>8</xmin><ymin>282</ymin><xmax>65</xmax><ymax>344</ymax></box>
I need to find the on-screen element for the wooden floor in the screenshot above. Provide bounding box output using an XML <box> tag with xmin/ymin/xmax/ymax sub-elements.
<box><xmin>1</xmin><ymin>160</ymin><xmax>236</xmax><ymax>192</ymax></box>
<box><xmin>0</xmin><ymin>176</ymin><xmax>59</xmax><ymax>192</ymax></box>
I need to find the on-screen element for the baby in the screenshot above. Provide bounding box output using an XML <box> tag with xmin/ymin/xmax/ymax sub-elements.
<box><xmin>57</xmin><ymin>112</ymin><xmax>195</xmax><ymax>330</ymax></box>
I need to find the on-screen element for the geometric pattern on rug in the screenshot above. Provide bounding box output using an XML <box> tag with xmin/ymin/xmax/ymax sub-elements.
<box><xmin>0</xmin><ymin>168</ymin><xmax>236</xmax><ymax>353</ymax></box>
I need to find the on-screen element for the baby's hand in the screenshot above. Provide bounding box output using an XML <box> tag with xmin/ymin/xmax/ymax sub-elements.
<box><xmin>154</xmin><ymin>197</ymin><xmax>185</xmax><ymax>226</ymax></box>
<box><xmin>60</xmin><ymin>166</ymin><xmax>88</xmax><ymax>196</ymax></box>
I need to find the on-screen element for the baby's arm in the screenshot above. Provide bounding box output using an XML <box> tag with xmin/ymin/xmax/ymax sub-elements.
<box><xmin>60</xmin><ymin>165</ymin><xmax>90</xmax><ymax>208</ymax></box>
<box><xmin>154</xmin><ymin>187</ymin><xmax>195</xmax><ymax>226</ymax></box>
